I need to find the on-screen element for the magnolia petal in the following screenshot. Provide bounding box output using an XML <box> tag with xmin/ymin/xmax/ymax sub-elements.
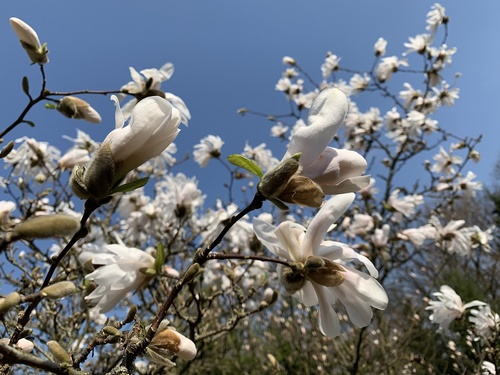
<box><xmin>342</xmin><ymin>266</ymin><xmax>388</xmax><ymax>310</ymax></box>
<box><xmin>303</xmin><ymin>194</ymin><xmax>355</xmax><ymax>258</ymax></box>
<box><xmin>296</xmin><ymin>280</ymin><xmax>319</xmax><ymax>306</ymax></box>
<box><xmin>324</xmin><ymin>175</ymin><xmax>371</xmax><ymax>195</ymax></box>
<box><xmin>463</xmin><ymin>300</ymin><xmax>487</xmax><ymax>309</ymax></box>
<box><xmin>284</xmin><ymin>88</ymin><xmax>348</xmax><ymax>168</ymax></box>
<box><xmin>159</xmin><ymin>62</ymin><xmax>175</xmax><ymax>81</ymax></box>
<box><xmin>253</xmin><ymin>218</ymin><xmax>293</xmax><ymax>260</ymax></box>
<box><xmin>275</xmin><ymin>222</ymin><xmax>306</xmax><ymax>262</ymax></box>
<box><xmin>317</xmin><ymin>241</ymin><xmax>379</xmax><ymax>278</ymax></box>
<box><xmin>334</xmin><ymin>282</ymin><xmax>374</xmax><ymax>327</ymax></box>
<box><xmin>313</xmin><ymin>284</ymin><xmax>341</xmax><ymax>337</ymax></box>
<box><xmin>111</xmin><ymin>95</ymin><xmax>125</xmax><ymax>129</ymax></box>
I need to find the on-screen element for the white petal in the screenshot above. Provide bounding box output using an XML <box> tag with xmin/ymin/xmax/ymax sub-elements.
<box><xmin>342</xmin><ymin>266</ymin><xmax>388</xmax><ymax>310</ymax></box>
<box><xmin>253</xmin><ymin>218</ymin><xmax>292</xmax><ymax>260</ymax></box>
<box><xmin>296</xmin><ymin>280</ymin><xmax>319</xmax><ymax>306</ymax></box>
<box><xmin>111</xmin><ymin>95</ymin><xmax>125</xmax><ymax>129</ymax></box>
<box><xmin>313</xmin><ymin>284</ymin><xmax>341</xmax><ymax>337</ymax></box>
<box><xmin>303</xmin><ymin>194</ymin><xmax>354</xmax><ymax>257</ymax></box>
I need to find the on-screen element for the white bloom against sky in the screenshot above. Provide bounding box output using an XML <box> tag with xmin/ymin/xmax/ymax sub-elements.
<box><xmin>193</xmin><ymin>135</ymin><xmax>224</xmax><ymax>167</ymax></box>
<box><xmin>81</xmin><ymin>243</ymin><xmax>156</xmax><ymax>314</ymax></box>
<box><xmin>253</xmin><ymin>193</ymin><xmax>388</xmax><ymax>337</ymax></box>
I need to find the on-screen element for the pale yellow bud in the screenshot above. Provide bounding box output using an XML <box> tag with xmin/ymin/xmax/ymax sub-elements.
<box><xmin>148</xmin><ymin>325</ymin><xmax>197</xmax><ymax>362</ymax></box>
<box><xmin>57</xmin><ymin>96</ymin><xmax>102</xmax><ymax>124</ymax></box>
<box><xmin>0</xmin><ymin>292</ymin><xmax>21</xmax><ymax>313</ymax></box>
<box><xmin>41</xmin><ymin>281</ymin><xmax>76</xmax><ymax>299</ymax></box>
<box><xmin>47</xmin><ymin>340</ymin><xmax>72</xmax><ymax>364</ymax></box>
<box><xmin>12</xmin><ymin>214</ymin><xmax>80</xmax><ymax>240</ymax></box>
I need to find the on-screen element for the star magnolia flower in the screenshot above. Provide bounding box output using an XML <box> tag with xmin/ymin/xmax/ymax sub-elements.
<box><xmin>253</xmin><ymin>193</ymin><xmax>388</xmax><ymax>337</ymax></box>
<box><xmin>193</xmin><ymin>135</ymin><xmax>224</xmax><ymax>167</ymax></box>
<box><xmin>9</xmin><ymin>17</ymin><xmax>48</xmax><ymax>64</ymax></box>
<box><xmin>83</xmin><ymin>244</ymin><xmax>156</xmax><ymax>314</ymax></box>
<box><xmin>70</xmin><ymin>96</ymin><xmax>181</xmax><ymax>200</ymax></box>
<box><xmin>426</xmin><ymin>285</ymin><xmax>485</xmax><ymax>331</ymax></box>
<box><xmin>279</xmin><ymin>87</ymin><xmax>370</xmax><ymax>200</ymax></box>
<box><xmin>469</xmin><ymin>304</ymin><xmax>500</xmax><ymax>340</ymax></box>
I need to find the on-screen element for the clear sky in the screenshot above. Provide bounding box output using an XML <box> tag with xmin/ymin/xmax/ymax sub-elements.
<box><xmin>1</xmin><ymin>1</ymin><xmax>499</xmax><ymax>203</ymax></box>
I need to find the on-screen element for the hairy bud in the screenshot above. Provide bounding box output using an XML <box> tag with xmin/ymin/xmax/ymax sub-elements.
<box><xmin>280</xmin><ymin>266</ymin><xmax>306</xmax><ymax>294</ymax></box>
<box><xmin>47</xmin><ymin>340</ymin><xmax>72</xmax><ymax>364</ymax></box>
<box><xmin>0</xmin><ymin>292</ymin><xmax>21</xmax><ymax>313</ymax></box>
<box><xmin>258</xmin><ymin>154</ymin><xmax>301</xmax><ymax>199</ymax></box>
<box><xmin>41</xmin><ymin>281</ymin><xmax>76</xmax><ymax>299</ymax></box>
<box><xmin>305</xmin><ymin>256</ymin><xmax>345</xmax><ymax>287</ymax></box>
<box><xmin>57</xmin><ymin>96</ymin><xmax>102</xmax><ymax>124</ymax></box>
<box><xmin>12</xmin><ymin>214</ymin><xmax>80</xmax><ymax>240</ymax></box>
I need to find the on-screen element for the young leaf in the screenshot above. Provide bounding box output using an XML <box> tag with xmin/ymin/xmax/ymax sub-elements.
<box><xmin>227</xmin><ymin>154</ymin><xmax>263</xmax><ymax>178</ymax></box>
<box><xmin>110</xmin><ymin>177</ymin><xmax>149</xmax><ymax>195</ymax></box>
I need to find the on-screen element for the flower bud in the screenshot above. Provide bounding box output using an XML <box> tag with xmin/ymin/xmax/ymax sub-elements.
<box><xmin>305</xmin><ymin>256</ymin><xmax>345</xmax><ymax>287</ymax></box>
<box><xmin>0</xmin><ymin>292</ymin><xmax>21</xmax><ymax>313</ymax></box>
<box><xmin>9</xmin><ymin>17</ymin><xmax>49</xmax><ymax>64</ymax></box>
<box><xmin>47</xmin><ymin>340</ymin><xmax>72</xmax><ymax>364</ymax></box>
<box><xmin>280</xmin><ymin>266</ymin><xmax>306</xmax><ymax>294</ymax></box>
<box><xmin>276</xmin><ymin>175</ymin><xmax>325</xmax><ymax>208</ymax></box>
<box><xmin>0</xmin><ymin>141</ymin><xmax>15</xmax><ymax>159</ymax></box>
<box><xmin>258</xmin><ymin>155</ymin><xmax>300</xmax><ymax>199</ymax></box>
<box><xmin>12</xmin><ymin>214</ymin><xmax>80</xmax><ymax>240</ymax></box>
<box><xmin>148</xmin><ymin>325</ymin><xmax>197</xmax><ymax>363</ymax></box>
<box><xmin>103</xmin><ymin>326</ymin><xmax>121</xmax><ymax>336</ymax></box>
<box><xmin>41</xmin><ymin>281</ymin><xmax>76</xmax><ymax>299</ymax></box>
<box><xmin>263</xmin><ymin>287</ymin><xmax>278</xmax><ymax>305</ymax></box>
<box><xmin>57</xmin><ymin>96</ymin><xmax>102</xmax><ymax>124</ymax></box>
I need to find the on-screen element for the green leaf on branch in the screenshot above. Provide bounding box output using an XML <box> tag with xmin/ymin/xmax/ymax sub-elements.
<box><xmin>23</xmin><ymin>120</ymin><xmax>35</xmax><ymax>127</ymax></box>
<box><xmin>44</xmin><ymin>103</ymin><xmax>57</xmax><ymax>110</ymax></box>
<box><xmin>154</xmin><ymin>243</ymin><xmax>166</xmax><ymax>275</ymax></box>
<box><xmin>227</xmin><ymin>154</ymin><xmax>263</xmax><ymax>178</ymax></box>
<box><xmin>110</xmin><ymin>177</ymin><xmax>149</xmax><ymax>195</ymax></box>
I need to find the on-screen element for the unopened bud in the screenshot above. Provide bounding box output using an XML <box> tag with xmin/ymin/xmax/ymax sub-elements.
<box><xmin>57</xmin><ymin>96</ymin><xmax>102</xmax><ymax>124</ymax></box>
<box><xmin>469</xmin><ymin>150</ymin><xmax>480</xmax><ymax>163</ymax></box>
<box><xmin>12</xmin><ymin>214</ymin><xmax>80</xmax><ymax>240</ymax></box>
<box><xmin>282</xmin><ymin>56</ymin><xmax>296</xmax><ymax>66</ymax></box>
<box><xmin>150</xmin><ymin>327</ymin><xmax>197</xmax><ymax>361</ymax></box>
<box><xmin>0</xmin><ymin>141</ymin><xmax>15</xmax><ymax>159</ymax></box>
<box><xmin>263</xmin><ymin>287</ymin><xmax>278</xmax><ymax>305</ymax></box>
<box><xmin>47</xmin><ymin>340</ymin><xmax>72</xmax><ymax>364</ymax></box>
<box><xmin>258</xmin><ymin>155</ymin><xmax>300</xmax><ymax>199</ymax></box>
<box><xmin>0</xmin><ymin>292</ymin><xmax>21</xmax><ymax>313</ymax></box>
<box><xmin>280</xmin><ymin>266</ymin><xmax>306</xmax><ymax>294</ymax></box>
<box><xmin>183</xmin><ymin>263</ymin><xmax>201</xmax><ymax>284</ymax></box>
<box><xmin>41</xmin><ymin>281</ymin><xmax>76</xmax><ymax>299</ymax></box>
<box><xmin>276</xmin><ymin>175</ymin><xmax>325</xmax><ymax>208</ymax></box>
<box><xmin>305</xmin><ymin>256</ymin><xmax>345</xmax><ymax>287</ymax></box>
<box><xmin>103</xmin><ymin>326</ymin><xmax>121</xmax><ymax>336</ymax></box>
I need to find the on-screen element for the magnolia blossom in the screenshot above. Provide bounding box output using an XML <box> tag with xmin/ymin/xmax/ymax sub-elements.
<box><xmin>282</xmin><ymin>87</ymin><xmax>370</xmax><ymax>196</ymax></box>
<box><xmin>426</xmin><ymin>3</ymin><xmax>447</xmax><ymax>33</ymax></box>
<box><xmin>9</xmin><ymin>17</ymin><xmax>48</xmax><ymax>64</ymax></box>
<box><xmin>58</xmin><ymin>148</ymin><xmax>91</xmax><ymax>170</ymax></box>
<box><xmin>321</xmin><ymin>52</ymin><xmax>341</xmax><ymax>79</ymax></box>
<box><xmin>81</xmin><ymin>243</ymin><xmax>156</xmax><ymax>314</ymax></box>
<box><xmin>0</xmin><ymin>201</ymin><xmax>16</xmax><ymax>223</ymax></box>
<box><xmin>481</xmin><ymin>361</ymin><xmax>497</xmax><ymax>375</ymax></box>
<box><xmin>398</xmin><ymin>224</ymin><xmax>436</xmax><ymax>246</ymax></box>
<box><xmin>119</xmin><ymin>63</ymin><xmax>191</xmax><ymax>124</ymax></box>
<box><xmin>469</xmin><ymin>304</ymin><xmax>500</xmax><ymax>340</ymax></box>
<box><xmin>147</xmin><ymin>321</ymin><xmax>197</xmax><ymax>365</ymax></box>
<box><xmin>253</xmin><ymin>194</ymin><xmax>388</xmax><ymax>337</ymax></box>
<box><xmin>387</xmin><ymin>189</ymin><xmax>424</xmax><ymax>222</ymax></box>
<box><xmin>431</xmin><ymin>146</ymin><xmax>463</xmax><ymax>176</ymax></box>
<box><xmin>375</xmin><ymin>56</ymin><xmax>408</xmax><ymax>82</ymax></box>
<box><xmin>426</xmin><ymin>285</ymin><xmax>485</xmax><ymax>331</ymax></box>
<box><xmin>193</xmin><ymin>135</ymin><xmax>224</xmax><ymax>167</ymax></box>
<box><xmin>70</xmin><ymin>96</ymin><xmax>181</xmax><ymax>200</ymax></box>
<box><xmin>429</xmin><ymin>216</ymin><xmax>471</xmax><ymax>256</ymax></box>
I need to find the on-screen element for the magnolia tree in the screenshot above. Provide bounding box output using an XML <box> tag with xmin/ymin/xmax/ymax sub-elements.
<box><xmin>0</xmin><ymin>4</ymin><xmax>498</xmax><ymax>375</ymax></box>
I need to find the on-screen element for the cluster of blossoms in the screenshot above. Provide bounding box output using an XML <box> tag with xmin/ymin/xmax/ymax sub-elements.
<box><xmin>1</xmin><ymin>4</ymin><xmax>497</xmax><ymax>374</ymax></box>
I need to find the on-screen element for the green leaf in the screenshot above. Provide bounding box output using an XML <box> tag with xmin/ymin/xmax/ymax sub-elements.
<box><xmin>110</xmin><ymin>177</ymin><xmax>149</xmax><ymax>195</ymax></box>
<box><xmin>227</xmin><ymin>154</ymin><xmax>263</xmax><ymax>178</ymax></box>
<box><xmin>154</xmin><ymin>243</ymin><xmax>166</xmax><ymax>275</ymax></box>
<box><xmin>268</xmin><ymin>197</ymin><xmax>289</xmax><ymax>210</ymax></box>
<box><xmin>44</xmin><ymin>103</ymin><xmax>57</xmax><ymax>110</ymax></box>
<box><xmin>23</xmin><ymin>120</ymin><xmax>35</xmax><ymax>127</ymax></box>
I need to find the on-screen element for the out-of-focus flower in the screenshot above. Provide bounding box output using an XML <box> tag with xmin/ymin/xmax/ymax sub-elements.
<box><xmin>454</xmin><ymin>171</ymin><xmax>482</xmax><ymax>197</ymax></box>
<box><xmin>429</xmin><ymin>216</ymin><xmax>471</xmax><ymax>256</ymax></box>
<box><xmin>282</xmin><ymin>56</ymin><xmax>296</xmax><ymax>66</ymax></box>
<box><xmin>0</xmin><ymin>338</ymin><xmax>34</xmax><ymax>353</ymax></box>
<box><xmin>81</xmin><ymin>243</ymin><xmax>156</xmax><ymax>314</ymax></box>
<box><xmin>398</xmin><ymin>224</ymin><xmax>436</xmax><ymax>246</ymax></box>
<box><xmin>243</xmin><ymin>143</ymin><xmax>278</xmax><ymax>171</ymax></box>
<box><xmin>387</xmin><ymin>189</ymin><xmax>424</xmax><ymax>222</ymax></box>
<box><xmin>5</xmin><ymin>137</ymin><xmax>60</xmax><ymax>178</ymax></box>
<box><xmin>426</xmin><ymin>3</ymin><xmax>448</xmax><ymax>33</ymax></box>
<box><xmin>481</xmin><ymin>360</ymin><xmax>497</xmax><ymax>375</ymax></box>
<box><xmin>57</xmin><ymin>97</ymin><xmax>101</xmax><ymax>124</ymax></box>
<box><xmin>119</xmin><ymin>63</ymin><xmax>191</xmax><ymax>125</ymax></box>
<box><xmin>70</xmin><ymin>96</ymin><xmax>180</xmax><ymax>200</ymax></box>
<box><xmin>349</xmin><ymin>74</ymin><xmax>371</xmax><ymax>94</ymax></box>
<box><xmin>465</xmin><ymin>225</ymin><xmax>494</xmax><ymax>252</ymax></box>
<box><xmin>403</xmin><ymin>34</ymin><xmax>432</xmax><ymax>55</ymax></box>
<box><xmin>9</xmin><ymin>17</ymin><xmax>48</xmax><ymax>64</ymax></box>
<box><xmin>375</xmin><ymin>56</ymin><xmax>408</xmax><ymax>82</ymax></box>
<box><xmin>253</xmin><ymin>194</ymin><xmax>388</xmax><ymax>337</ymax></box>
<box><xmin>193</xmin><ymin>135</ymin><xmax>224</xmax><ymax>167</ymax></box>
<box><xmin>281</xmin><ymin>87</ymin><xmax>370</xmax><ymax>197</ymax></box>
<box><xmin>469</xmin><ymin>304</ymin><xmax>500</xmax><ymax>340</ymax></box>
<box><xmin>321</xmin><ymin>52</ymin><xmax>341</xmax><ymax>79</ymax></box>
<box><xmin>58</xmin><ymin>148</ymin><xmax>90</xmax><ymax>170</ymax></box>
<box><xmin>372</xmin><ymin>224</ymin><xmax>390</xmax><ymax>248</ymax></box>
<box><xmin>426</xmin><ymin>285</ymin><xmax>485</xmax><ymax>332</ymax></box>
<box><xmin>374</xmin><ymin>37</ymin><xmax>387</xmax><ymax>56</ymax></box>
<box><xmin>431</xmin><ymin>146</ymin><xmax>463</xmax><ymax>176</ymax></box>
<box><xmin>0</xmin><ymin>201</ymin><xmax>16</xmax><ymax>223</ymax></box>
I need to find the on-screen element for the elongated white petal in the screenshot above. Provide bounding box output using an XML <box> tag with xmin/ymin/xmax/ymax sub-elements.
<box><xmin>313</xmin><ymin>284</ymin><xmax>341</xmax><ymax>337</ymax></box>
<box><xmin>303</xmin><ymin>194</ymin><xmax>355</xmax><ymax>257</ymax></box>
<box><xmin>296</xmin><ymin>280</ymin><xmax>319</xmax><ymax>306</ymax></box>
<box><xmin>342</xmin><ymin>266</ymin><xmax>388</xmax><ymax>310</ymax></box>
<box><xmin>253</xmin><ymin>218</ymin><xmax>293</xmax><ymax>260</ymax></box>
<box><xmin>275</xmin><ymin>222</ymin><xmax>306</xmax><ymax>262</ymax></box>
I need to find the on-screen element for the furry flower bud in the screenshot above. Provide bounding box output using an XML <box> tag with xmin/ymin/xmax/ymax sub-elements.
<box><xmin>57</xmin><ymin>96</ymin><xmax>102</xmax><ymax>124</ymax></box>
<box><xmin>41</xmin><ymin>281</ymin><xmax>76</xmax><ymax>299</ymax></box>
<box><xmin>12</xmin><ymin>214</ymin><xmax>80</xmax><ymax>240</ymax></box>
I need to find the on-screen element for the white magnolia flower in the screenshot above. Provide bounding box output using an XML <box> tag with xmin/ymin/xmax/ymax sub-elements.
<box><xmin>426</xmin><ymin>285</ymin><xmax>485</xmax><ymax>332</ymax></box>
<box><xmin>387</xmin><ymin>189</ymin><xmax>424</xmax><ymax>221</ymax></box>
<box><xmin>321</xmin><ymin>52</ymin><xmax>341</xmax><ymax>79</ymax></box>
<box><xmin>58</xmin><ymin>149</ymin><xmax>90</xmax><ymax>170</ymax></box>
<box><xmin>193</xmin><ymin>135</ymin><xmax>224</xmax><ymax>167</ymax></box>
<box><xmin>270</xmin><ymin>123</ymin><xmax>289</xmax><ymax>139</ymax></box>
<box><xmin>375</xmin><ymin>56</ymin><xmax>408</xmax><ymax>82</ymax></box>
<box><xmin>429</xmin><ymin>215</ymin><xmax>471</xmax><ymax>256</ymax></box>
<box><xmin>398</xmin><ymin>224</ymin><xmax>436</xmax><ymax>246</ymax></box>
<box><xmin>0</xmin><ymin>201</ymin><xmax>16</xmax><ymax>223</ymax></box>
<box><xmin>146</xmin><ymin>321</ymin><xmax>197</xmax><ymax>364</ymax></box>
<box><xmin>282</xmin><ymin>87</ymin><xmax>370</xmax><ymax>196</ymax></box>
<box><xmin>253</xmin><ymin>194</ymin><xmax>388</xmax><ymax>337</ymax></box>
<box><xmin>469</xmin><ymin>304</ymin><xmax>500</xmax><ymax>340</ymax></box>
<box><xmin>5</xmin><ymin>137</ymin><xmax>60</xmax><ymax>178</ymax></box>
<box><xmin>481</xmin><ymin>360</ymin><xmax>497</xmax><ymax>375</ymax></box>
<box><xmin>82</xmin><ymin>243</ymin><xmax>156</xmax><ymax>314</ymax></box>
<box><xmin>243</xmin><ymin>143</ymin><xmax>278</xmax><ymax>171</ymax></box>
<box><xmin>374</xmin><ymin>37</ymin><xmax>387</xmax><ymax>56</ymax></box>
<box><xmin>71</xmin><ymin>96</ymin><xmax>181</xmax><ymax>200</ymax></box>
<box><xmin>403</xmin><ymin>34</ymin><xmax>432</xmax><ymax>55</ymax></box>
<box><xmin>426</xmin><ymin>3</ymin><xmax>448</xmax><ymax>33</ymax></box>
<box><xmin>372</xmin><ymin>224</ymin><xmax>390</xmax><ymax>248</ymax></box>
<box><xmin>454</xmin><ymin>171</ymin><xmax>482</xmax><ymax>197</ymax></box>
<box><xmin>349</xmin><ymin>74</ymin><xmax>371</xmax><ymax>94</ymax></box>
<box><xmin>119</xmin><ymin>63</ymin><xmax>191</xmax><ymax>125</ymax></box>
<box><xmin>9</xmin><ymin>17</ymin><xmax>48</xmax><ymax>64</ymax></box>
<box><xmin>431</xmin><ymin>146</ymin><xmax>463</xmax><ymax>176</ymax></box>
<box><xmin>465</xmin><ymin>225</ymin><xmax>494</xmax><ymax>252</ymax></box>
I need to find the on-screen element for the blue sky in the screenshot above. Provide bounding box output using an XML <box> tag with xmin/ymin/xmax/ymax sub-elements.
<box><xmin>1</xmin><ymin>1</ymin><xmax>499</xmax><ymax>205</ymax></box>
